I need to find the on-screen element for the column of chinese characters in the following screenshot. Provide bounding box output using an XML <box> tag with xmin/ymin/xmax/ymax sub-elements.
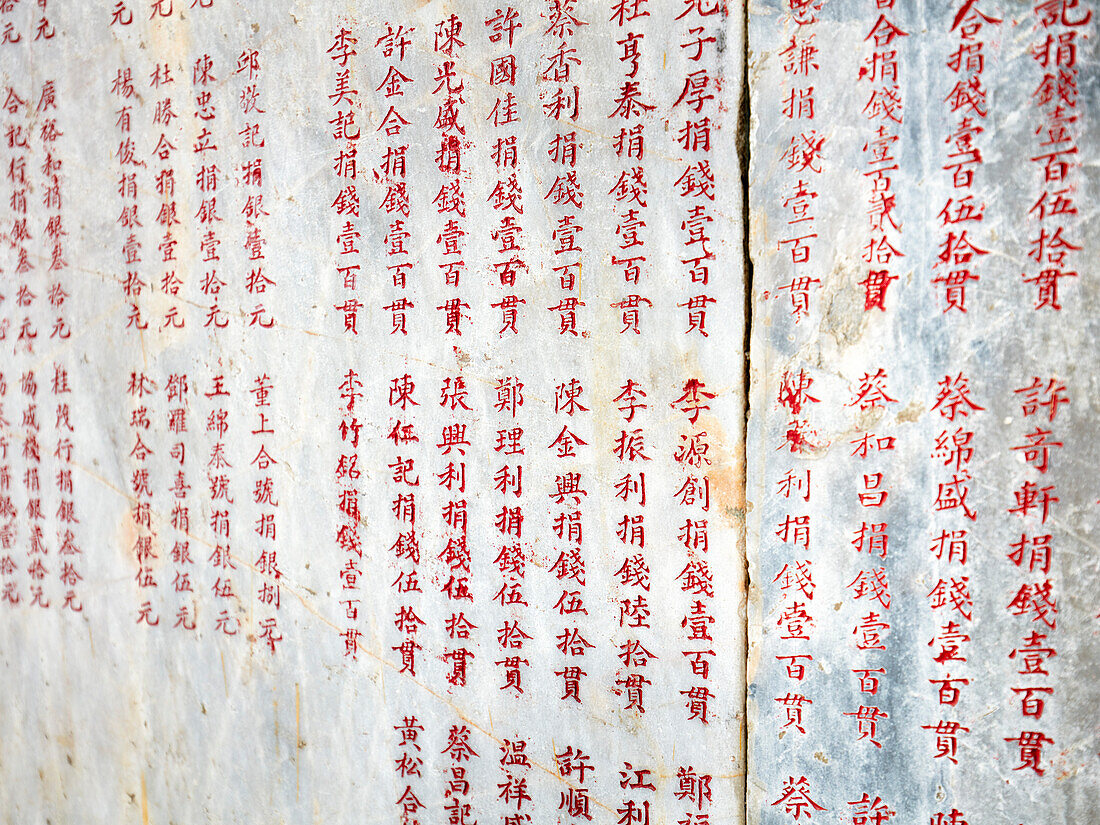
<box><xmin>845</xmin><ymin>370</ymin><xmax>896</xmax><ymax>753</ymax></box>
<box><xmin>607</xmin><ymin>0</ymin><xmax>651</xmax><ymax>336</ymax></box>
<box><xmin>1003</xmin><ymin>376</ymin><xmax>1067</xmax><ymax>776</ymax></box>
<box><xmin>771</xmin><ymin>366</ymin><xmax>821</xmax><ymax>749</ymax></box>
<box><xmin>672</xmin><ymin>379</ymin><xmax>717</xmax><ymax>725</ymax></box>
<box><xmin>164</xmin><ymin>373</ymin><xmax>195</xmax><ymax>631</ymax></box>
<box><xmin>111</xmin><ymin>65</ymin><xmax>146</xmax><ymax>331</ymax></box>
<box><xmin>542</xmin><ymin>0</ymin><xmax>586</xmax><ymax>338</ymax></box>
<box><xmin>549</xmin><ymin>380</ymin><xmax>591</xmax><ymax>705</ymax></box>
<box><xmin>617</xmin><ymin>759</ymin><xmax>655</xmax><ymax>825</ymax></box>
<box><xmin>1023</xmin><ymin>0</ymin><xmax>1089</xmax><ymax>310</ymax></box>
<box><xmin>49</xmin><ymin>361</ymin><xmax>81</xmax><ymax>609</ymax></box>
<box><xmin>610</xmin><ymin>377</ymin><xmax>651</xmax><ymax>714</ymax></box>
<box><xmin>337</xmin><ymin>367</ymin><xmax>364</xmax><ymax>659</ymax></box>
<box><xmin>194</xmin><ymin>52</ymin><xmax>228</xmax><ymax>330</ymax></box>
<box><xmin>329</xmin><ymin>25</ymin><xmax>362</xmax><ymax>336</ymax></box>
<box><xmin>386</xmin><ymin>370</ymin><xmax>420</xmax><ymax>671</ymax></box>
<box><xmin>858</xmin><ymin>1</ymin><xmax>907</xmax><ymax>313</ymax></box>
<box><xmin>128</xmin><ymin>370</ymin><xmax>159</xmax><ymax>625</ymax></box>
<box><xmin>671</xmin><ymin>0</ymin><xmax>722</xmax><ymax>337</ymax></box>
<box><xmin>491</xmin><ymin>377</ymin><xmax>529</xmax><ymax>696</ymax></box>
<box><xmin>249</xmin><ymin>373</ymin><xmax>280</xmax><ymax>652</ymax></box>
<box><xmin>394</xmin><ymin>715</ymin><xmax>426</xmax><ymax>825</ymax></box>
<box><xmin>442</xmin><ymin>723</ymin><xmax>478</xmax><ymax>825</ymax></box>
<box><xmin>432</xmin><ymin>13</ymin><xmax>470</xmax><ymax>338</ymax></box>
<box><xmin>676</xmin><ymin>765</ymin><xmax>713</xmax><ymax>825</ymax></box>
<box><xmin>19</xmin><ymin>364</ymin><xmax>46</xmax><ymax>608</ymax></box>
<box><xmin>0</xmin><ymin>0</ymin><xmax>17</xmax><ymax>44</ymax></box>
<box><xmin>439</xmin><ymin>374</ymin><xmax>476</xmax><ymax>689</ymax></box>
<box><xmin>2</xmin><ymin>84</ymin><xmax>31</xmax><ymax>608</ymax></box>
<box><xmin>498</xmin><ymin>738</ymin><xmax>532</xmax><ymax>825</ymax></box>
<box><xmin>932</xmin><ymin>0</ymin><xmax>999</xmax><ymax>313</ymax></box>
<box><xmin>924</xmin><ymin>373</ymin><xmax>983</xmax><ymax>766</ymax></box>
<box><xmin>771</xmin><ymin>0</ymin><xmax>822</xmax><ymax>323</ymax></box>
<box><xmin>235</xmin><ymin>47</ymin><xmax>272</xmax><ymax>329</ymax></box>
<box><xmin>204</xmin><ymin>373</ymin><xmax>239</xmax><ymax>637</ymax></box>
<box><xmin>555</xmin><ymin>745</ymin><xmax>593</xmax><ymax>825</ymax></box>
<box><xmin>492</xmin><ymin>379</ymin><xmax>533</xmax><ymax>694</ymax></box>
<box><xmin>847</xmin><ymin>793</ymin><xmax>895</xmax><ymax>825</ymax></box>
<box><xmin>375</xmin><ymin>21</ymin><xmax>416</xmax><ymax>337</ymax></box>
<box><xmin>484</xmin><ymin>7</ymin><xmax>526</xmax><ymax>338</ymax></box>
<box><xmin>150</xmin><ymin>62</ymin><xmax>184</xmax><ymax>330</ymax></box>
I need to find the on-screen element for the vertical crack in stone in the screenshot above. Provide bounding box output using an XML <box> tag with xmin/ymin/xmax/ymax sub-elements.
<box><xmin>736</xmin><ymin>1</ymin><xmax>753</xmax><ymax>815</ymax></box>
